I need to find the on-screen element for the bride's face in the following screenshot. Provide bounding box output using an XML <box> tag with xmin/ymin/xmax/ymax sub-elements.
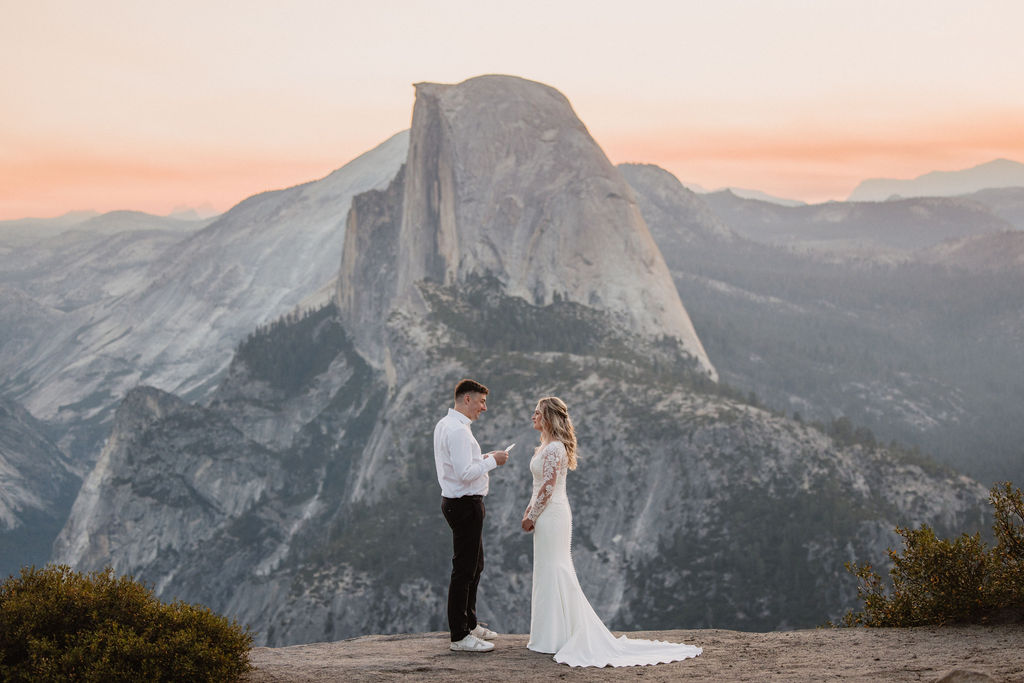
<box><xmin>531</xmin><ymin>405</ymin><xmax>545</xmax><ymax>432</ymax></box>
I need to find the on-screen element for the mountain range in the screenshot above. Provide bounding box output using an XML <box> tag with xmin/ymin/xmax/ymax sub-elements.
<box><xmin>848</xmin><ymin>158</ymin><xmax>1024</xmax><ymax>202</ymax></box>
<box><xmin>2</xmin><ymin>75</ymin><xmax>1021</xmax><ymax>647</ymax></box>
<box><xmin>627</xmin><ymin>164</ymin><xmax>1024</xmax><ymax>487</ymax></box>
<box><xmin>31</xmin><ymin>76</ymin><xmax>994</xmax><ymax>647</ymax></box>
<box><xmin>0</xmin><ymin>131</ymin><xmax>408</xmax><ymax>468</ymax></box>
<box><xmin>0</xmin><ymin>210</ymin><xmax>209</xmax><ymax>249</ymax></box>
<box><xmin>701</xmin><ymin>189</ymin><xmax>1015</xmax><ymax>253</ymax></box>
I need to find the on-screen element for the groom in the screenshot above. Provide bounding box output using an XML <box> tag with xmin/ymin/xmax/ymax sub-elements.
<box><xmin>434</xmin><ymin>378</ymin><xmax>509</xmax><ymax>652</ymax></box>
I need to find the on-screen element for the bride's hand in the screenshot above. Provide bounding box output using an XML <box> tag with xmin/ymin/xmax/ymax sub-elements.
<box><xmin>521</xmin><ymin>518</ymin><xmax>535</xmax><ymax>532</ymax></box>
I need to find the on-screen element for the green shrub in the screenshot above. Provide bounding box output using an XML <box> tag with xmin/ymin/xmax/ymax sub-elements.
<box><xmin>990</xmin><ymin>481</ymin><xmax>1024</xmax><ymax>608</ymax></box>
<box><xmin>0</xmin><ymin>564</ymin><xmax>253</xmax><ymax>681</ymax></box>
<box><xmin>843</xmin><ymin>482</ymin><xmax>1024</xmax><ymax>627</ymax></box>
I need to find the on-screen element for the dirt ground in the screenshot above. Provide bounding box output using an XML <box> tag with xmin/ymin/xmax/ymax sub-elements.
<box><xmin>246</xmin><ymin>625</ymin><xmax>1024</xmax><ymax>682</ymax></box>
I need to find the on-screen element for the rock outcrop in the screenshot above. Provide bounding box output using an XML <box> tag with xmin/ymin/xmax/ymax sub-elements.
<box><xmin>338</xmin><ymin>76</ymin><xmax>715</xmax><ymax>380</ymax></box>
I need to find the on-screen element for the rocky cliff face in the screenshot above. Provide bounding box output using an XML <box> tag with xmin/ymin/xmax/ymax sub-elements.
<box><xmin>0</xmin><ymin>395</ymin><xmax>78</xmax><ymax>577</ymax></box>
<box><xmin>338</xmin><ymin>76</ymin><xmax>715</xmax><ymax>381</ymax></box>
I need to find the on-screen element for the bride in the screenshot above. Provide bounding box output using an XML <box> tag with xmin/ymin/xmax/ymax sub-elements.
<box><xmin>520</xmin><ymin>397</ymin><xmax>702</xmax><ymax>668</ymax></box>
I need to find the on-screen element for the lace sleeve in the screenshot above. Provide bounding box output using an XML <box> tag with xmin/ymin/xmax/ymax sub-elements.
<box><xmin>527</xmin><ymin>443</ymin><xmax>564</xmax><ymax>522</ymax></box>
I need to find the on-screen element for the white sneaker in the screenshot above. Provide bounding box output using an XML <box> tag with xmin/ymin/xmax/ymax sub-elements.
<box><xmin>471</xmin><ymin>624</ymin><xmax>497</xmax><ymax>640</ymax></box>
<box><xmin>450</xmin><ymin>634</ymin><xmax>495</xmax><ymax>652</ymax></box>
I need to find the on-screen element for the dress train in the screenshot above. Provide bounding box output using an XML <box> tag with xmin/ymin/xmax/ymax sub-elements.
<box><xmin>526</xmin><ymin>441</ymin><xmax>702</xmax><ymax>667</ymax></box>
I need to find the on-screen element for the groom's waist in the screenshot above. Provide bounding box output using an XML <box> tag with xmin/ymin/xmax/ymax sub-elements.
<box><xmin>442</xmin><ymin>494</ymin><xmax>484</xmax><ymax>501</ymax></box>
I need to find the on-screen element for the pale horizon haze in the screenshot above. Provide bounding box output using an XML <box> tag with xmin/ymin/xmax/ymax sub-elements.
<box><xmin>3</xmin><ymin>0</ymin><xmax>1024</xmax><ymax>219</ymax></box>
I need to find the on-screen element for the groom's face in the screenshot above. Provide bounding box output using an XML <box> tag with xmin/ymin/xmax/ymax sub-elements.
<box><xmin>462</xmin><ymin>392</ymin><xmax>488</xmax><ymax>421</ymax></box>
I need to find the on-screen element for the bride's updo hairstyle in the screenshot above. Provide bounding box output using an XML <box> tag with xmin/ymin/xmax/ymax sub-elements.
<box><xmin>537</xmin><ymin>396</ymin><xmax>578</xmax><ymax>470</ymax></box>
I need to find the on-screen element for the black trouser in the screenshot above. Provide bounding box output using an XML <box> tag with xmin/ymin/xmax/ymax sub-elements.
<box><xmin>441</xmin><ymin>494</ymin><xmax>485</xmax><ymax>642</ymax></box>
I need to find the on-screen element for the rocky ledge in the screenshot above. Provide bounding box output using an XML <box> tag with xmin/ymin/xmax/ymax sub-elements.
<box><xmin>247</xmin><ymin>626</ymin><xmax>1024</xmax><ymax>682</ymax></box>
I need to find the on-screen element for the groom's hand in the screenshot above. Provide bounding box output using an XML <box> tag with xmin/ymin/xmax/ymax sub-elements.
<box><xmin>490</xmin><ymin>450</ymin><xmax>509</xmax><ymax>466</ymax></box>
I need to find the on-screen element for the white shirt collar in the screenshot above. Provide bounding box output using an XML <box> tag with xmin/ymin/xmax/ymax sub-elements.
<box><xmin>448</xmin><ymin>407</ymin><xmax>472</xmax><ymax>425</ymax></box>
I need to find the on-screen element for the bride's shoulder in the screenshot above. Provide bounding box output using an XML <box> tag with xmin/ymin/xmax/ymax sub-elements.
<box><xmin>537</xmin><ymin>440</ymin><xmax>567</xmax><ymax>452</ymax></box>
<box><xmin>542</xmin><ymin>440</ymin><xmax>567</xmax><ymax>456</ymax></box>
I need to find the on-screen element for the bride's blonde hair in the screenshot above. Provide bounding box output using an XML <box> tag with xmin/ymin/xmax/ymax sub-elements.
<box><xmin>537</xmin><ymin>396</ymin><xmax>578</xmax><ymax>470</ymax></box>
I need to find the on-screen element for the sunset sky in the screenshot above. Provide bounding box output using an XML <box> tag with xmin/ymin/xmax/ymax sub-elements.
<box><xmin>3</xmin><ymin>0</ymin><xmax>1023</xmax><ymax>219</ymax></box>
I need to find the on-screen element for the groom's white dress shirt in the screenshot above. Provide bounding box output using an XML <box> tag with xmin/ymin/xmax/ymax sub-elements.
<box><xmin>434</xmin><ymin>408</ymin><xmax>496</xmax><ymax>498</ymax></box>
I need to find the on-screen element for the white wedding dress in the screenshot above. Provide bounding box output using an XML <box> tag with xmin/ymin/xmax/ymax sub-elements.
<box><xmin>526</xmin><ymin>441</ymin><xmax>702</xmax><ymax>667</ymax></box>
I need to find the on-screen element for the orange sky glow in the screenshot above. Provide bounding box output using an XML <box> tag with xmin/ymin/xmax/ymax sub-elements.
<box><xmin>3</xmin><ymin>0</ymin><xmax>1023</xmax><ymax>219</ymax></box>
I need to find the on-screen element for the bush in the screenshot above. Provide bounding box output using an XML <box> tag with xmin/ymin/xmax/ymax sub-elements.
<box><xmin>843</xmin><ymin>482</ymin><xmax>1024</xmax><ymax>627</ymax></box>
<box><xmin>0</xmin><ymin>564</ymin><xmax>253</xmax><ymax>681</ymax></box>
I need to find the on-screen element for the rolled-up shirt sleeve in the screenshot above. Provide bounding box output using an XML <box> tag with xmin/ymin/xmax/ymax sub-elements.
<box><xmin>448</xmin><ymin>426</ymin><xmax>497</xmax><ymax>484</ymax></box>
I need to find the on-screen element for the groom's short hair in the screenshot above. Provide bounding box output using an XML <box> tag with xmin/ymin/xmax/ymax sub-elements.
<box><xmin>454</xmin><ymin>378</ymin><xmax>489</xmax><ymax>401</ymax></box>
